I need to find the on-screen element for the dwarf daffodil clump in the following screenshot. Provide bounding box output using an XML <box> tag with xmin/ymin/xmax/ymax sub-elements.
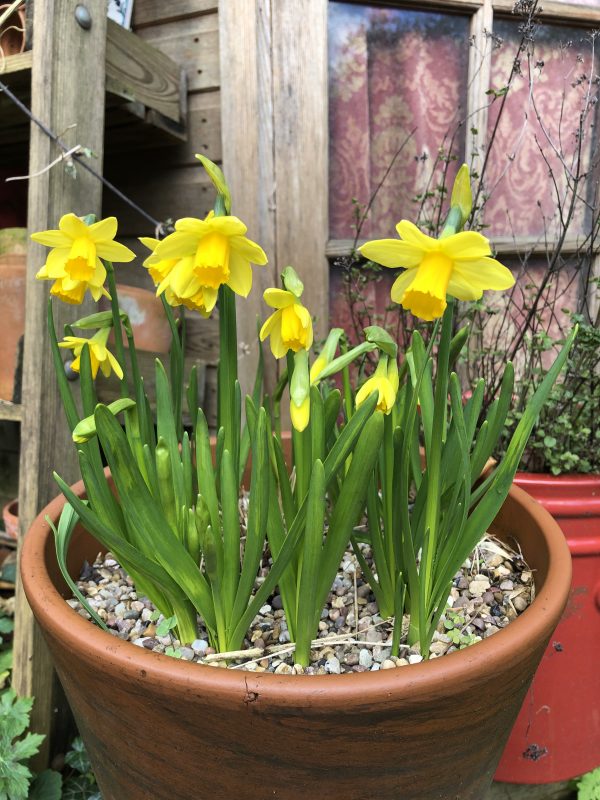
<box><xmin>39</xmin><ymin>157</ymin><xmax>576</xmax><ymax>669</ymax></box>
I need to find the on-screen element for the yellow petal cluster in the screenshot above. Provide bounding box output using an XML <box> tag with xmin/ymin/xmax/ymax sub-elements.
<box><xmin>140</xmin><ymin>238</ymin><xmax>216</xmax><ymax>316</ymax></box>
<box><xmin>59</xmin><ymin>328</ymin><xmax>123</xmax><ymax>380</ymax></box>
<box><xmin>145</xmin><ymin>211</ymin><xmax>267</xmax><ymax>312</ymax></box>
<box><xmin>259</xmin><ymin>288</ymin><xmax>313</xmax><ymax>359</ymax></box>
<box><xmin>355</xmin><ymin>358</ymin><xmax>399</xmax><ymax>415</ymax></box>
<box><xmin>32</xmin><ymin>214</ymin><xmax>135</xmax><ymax>304</ymax></box>
<box><xmin>358</xmin><ymin>221</ymin><xmax>514</xmax><ymax>321</ymax></box>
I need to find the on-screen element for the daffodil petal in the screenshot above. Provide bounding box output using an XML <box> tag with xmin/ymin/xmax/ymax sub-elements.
<box><xmin>226</xmin><ymin>251</ymin><xmax>252</xmax><ymax>297</ymax></box>
<box><xmin>59</xmin><ymin>213</ymin><xmax>88</xmax><ymax>240</ymax></box>
<box><xmin>175</xmin><ymin>217</ymin><xmax>210</xmax><ymax>236</ymax></box>
<box><xmin>259</xmin><ymin>311</ymin><xmax>279</xmax><ymax>341</ymax></box>
<box><xmin>263</xmin><ymin>288</ymin><xmax>295</xmax><ymax>309</ymax></box>
<box><xmin>230</xmin><ymin>235</ymin><xmax>268</xmax><ymax>265</ymax></box>
<box><xmin>154</xmin><ymin>232</ymin><xmax>199</xmax><ymax>260</ymax></box>
<box><xmin>88</xmin><ymin>217</ymin><xmax>118</xmax><ymax>243</ymax></box>
<box><xmin>441</xmin><ymin>230</ymin><xmax>492</xmax><ymax>259</ymax></box>
<box><xmin>30</xmin><ymin>230</ymin><xmax>71</xmax><ymax>248</ymax></box>
<box><xmin>202</xmin><ymin>288</ymin><xmax>218</xmax><ymax>313</ymax></box>
<box><xmin>447</xmin><ymin>274</ymin><xmax>482</xmax><ymax>302</ymax></box>
<box><xmin>269</xmin><ymin>324</ymin><xmax>288</xmax><ymax>359</ymax></box>
<box><xmin>210</xmin><ymin>216</ymin><xmax>248</xmax><ymax>237</ymax></box>
<box><xmin>139</xmin><ymin>236</ymin><xmax>160</xmax><ymax>252</ymax></box>
<box><xmin>396</xmin><ymin>220</ymin><xmax>438</xmax><ymax>250</ymax></box>
<box><xmin>452</xmin><ymin>257</ymin><xmax>515</xmax><ymax>290</ymax></box>
<box><xmin>107</xmin><ymin>351</ymin><xmax>124</xmax><ymax>380</ymax></box>
<box><xmin>95</xmin><ymin>240</ymin><xmax>136</xmax><ymax>263</ymax></box>
<box><xmin>45</xmin><ymin>248</ymin><xmax>70</xmax><ymax>278</ymax></box>
<box><xmin>359</xmin><ymin>239</ymin><xmax>423</xmax><ymax>268</ymax></box>
<box><xmin>390</xmin><ymin>269</ymin><xmax>417</xmax><ymax>304</ymax></box>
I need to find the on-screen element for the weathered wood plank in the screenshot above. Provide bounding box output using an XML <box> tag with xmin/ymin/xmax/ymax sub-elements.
<box><xmin>102</xmin><ymin>162</ymin><xmax>214</xmax><ymax>236</ymax></box>
<box><xmin>105</xmin><ymin>18</ymin><xmax>183</xmax><ymax>123</ymax></box>
<box><xmin>466</xmin><ymin>0</ymin><xmax>493</xmax><ymax>175</ymax></box>
<box><xmin>219</xmin><ymin>0</ymin><xmax>279</xmax><ymax>400</ymax></box>
<box><xmin>137</xmin><ymin>13</ymin><xmax>219</xmax><ymax>93</ymax></box>
<box><xmin>105</xmin><ymin>90</ymin><xmax>220</xmax><ymax>163</ymax></box>
<box><xmin>0</xmin><ymin>401</ymin><xmax>22</xmax><ymax>422</ymax></box>
<box><xmin>493</xmin><ymin>0</ymin><xmax>600</xmax><ymax>24</ymax></box>
<box><xmin>0</xmin><ymin>48</ymin><xmax>32</xmax><ymax>74</ymax></box>
<box><xmin>13</xmin><ymin>0</ymin><xmax>107</xmax><ymax>768</ymax></box>
<box><xmin>133</xmin><ymin>0</ymin><xmax>218</xmax><ymax>29</ymax></box>
<box><xmin>272</xmin><ymin>0</ymin><xmax>329</xmax><ymax>341</ymax></box>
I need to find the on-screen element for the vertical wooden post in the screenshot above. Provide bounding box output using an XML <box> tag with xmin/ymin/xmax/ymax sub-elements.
<box><xmin>13</xmin><ymin>0</ymin><xmax>107</xmax><ymax>765</ymax></box>
<box><xmin>219</xmin><ymin>0</ymin><xmax>329</xmax><ymax>399</ymax></box>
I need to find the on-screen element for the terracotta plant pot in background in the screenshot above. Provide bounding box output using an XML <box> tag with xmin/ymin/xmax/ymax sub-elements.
<box><xmin>21</xmin><ymin>480</ymin><xmax>571</xmax><ymax>800</ymax></box>
<box><xmin>1</xmin><ymin>499</ymin><xmax>18</xmax><ymax>540</ymax></box>
<box><xmin>104</xmin><ymin>284</ymin><xmax>171</xmax><ymax>354</ymax></box>
<box><xmin>495</xmin><ymin>472</ymin><xmax>600</xmax><ymax>784</ymax></box>
<box><xmin>0</xmin><ymin>229</ymin><xmax>27</xmax><ymax>401</ymax></box>
<box><xmin>0</xmin><ymin>3</ymin><xmax>26</xmax><ymax>56</ymax></box>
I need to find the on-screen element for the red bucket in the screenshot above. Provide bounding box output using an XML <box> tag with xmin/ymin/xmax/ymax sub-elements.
<box><xmin>495</xmin><ymin>473</ymin><xmax>600</xmax><ymax>783</ymax></box>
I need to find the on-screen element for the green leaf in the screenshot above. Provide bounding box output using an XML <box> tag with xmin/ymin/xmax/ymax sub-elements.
<box><xmin>47</xmin><ymin>504</ymin><xmax>109</xmax><ymax>632</ymax></box>
<box><xmin>63</xmin><ymin>737</ymin><xmax>91</xmax><ymax>775</ymax></box>
<box><xmin>578</xmin><ymin>766</ymin><xmax>600</xmax><ymax>800</ymax></box>
<box><xmin>28</xmin><ymin>770</ymin><xmax>62</xmax><ymax>800</ymax></box>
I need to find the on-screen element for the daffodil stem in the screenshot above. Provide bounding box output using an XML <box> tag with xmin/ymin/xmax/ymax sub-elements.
<box><xmin>218</xmin><ymin>285</ymin><xmax>239</xmax><ymax>472</ymax></box>
<box><xmin>104</xmin><ymin>261</ymin><xmax>129</xmax><ymax>397</ymax></box>
<box><xmin>419</xmin><ymin>300</ymin><xmax>454</xmax><ymax>647</ymax></box>
<box><xmin>159</xmin><ymin>295</ymin><xmax>184</xmax><ymax>441</ymax></box>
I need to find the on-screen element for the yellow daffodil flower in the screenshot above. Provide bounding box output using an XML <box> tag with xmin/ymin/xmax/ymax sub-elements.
<box><xmin>32</xmin><ymin>214</ymin><xmax>135</xmax><ymax>304</ymax></box>
<box><xmin>148</xmin><ymin>211</ymin><xmax>267</xmax><ymax>299</ymax></box>
<box><xmin>259</xmin><ymin>288</ymin><xmax>313</xmax><ymax>359</ymax></box>
<box><xmin>139</xmin><ymin>238</ymin><xmax>216</xmax><ymax>316</ymax></box>
<box><xmin>358</xmin><ymin>221</ymin><xmax>514</xmax><ymax>321</ymax></box>
<box><xmin>355</xmin><ymin>357</ymin><xmax>399</xmax><ymax>415</ymax></box>
<box><xmin>59</xmin><ymin>328</ymin><xmax>123</xmax><ymax>380</ymax></box>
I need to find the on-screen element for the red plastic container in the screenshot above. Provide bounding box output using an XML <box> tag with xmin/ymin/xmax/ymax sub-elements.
<box><xmin>495</xmin><ymin>472</ymin><xmax>600</xmax><ymax>783</ymax></box>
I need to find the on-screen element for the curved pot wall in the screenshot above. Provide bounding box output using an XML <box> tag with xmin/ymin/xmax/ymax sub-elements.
<box><xmin>0</xmin><ymin>253</ymin><xmax>26</xmax><ymax>401</ymax></box>
<box><xmin>495</xmin><ymin>472</ymin><xmax>600</xmax><ymax>784</ymax></box>
<box><xmin>21</xmin><ymin>480</ymin><xmax>571</xmax><ymax>800</ymax></box>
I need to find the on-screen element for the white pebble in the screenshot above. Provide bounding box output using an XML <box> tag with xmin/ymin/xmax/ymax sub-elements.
<box><xmin>325</xmin><ymin>657</ymin><xmax>341</xmax><ymax>674</ymax></box>
<box><xmin>408</xmin><ymin>654</ymin><xmax>423</xmax><ymax>664</ymax></box>
<box><xmin>358</xmin><ymin>648</ymin><xmax>373</xmax><ymax>668</ymax></box>
<box><xmin>382</xmin><ymin>659</ymin><xmax>396</xmax><ymax>669</ymax></box>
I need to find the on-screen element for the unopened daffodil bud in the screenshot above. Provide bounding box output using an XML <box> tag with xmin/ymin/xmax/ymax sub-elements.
<box><xmin>290</xmin><ymin>348</ymin><xmax>310</xmax><ymax>432</ymax></box>
<box><xmin>450</xmin><ymin>163</ymin><xmax>473</xmax><ymax>228</ymax></box>
<box><xmin>310</xmin><ymin>328</ymin><xmax>343</xmax><ymax>385</ymax></box>
<box><xmin>355</xmin><ymin>356</ymin><xmax>399</xmax><ymax>415</ymax></box>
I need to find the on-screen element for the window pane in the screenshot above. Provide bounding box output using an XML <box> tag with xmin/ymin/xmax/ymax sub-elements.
<box><xmin>329</xmin><ymin>3</ymin><xmax>470</xmax><ymax>240</ymax></box>
<box><xmin>483</xmin><ymin>20</ymin><xmax>600</xmax><ymax>238</ymax></box>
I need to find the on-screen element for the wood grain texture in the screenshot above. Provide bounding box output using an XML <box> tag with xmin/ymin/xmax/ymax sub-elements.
<box><xmin>137</xmin><ymin>13</ymin><xmax>220</xmax><ymax>93</ymax></box>
<box><xmin>466</xmin><ymin>0</ymin><xmax>493</xmax><ymax>175</ymax></box>
<box><xmin>133</xmin><ymin>0</ymin><xmax>218</xmax><ymax>29</ymax></box>
<box><xmin>103</xmin><ymin>162</ymin><xmax>213</xmax><ymax>236</ymax></box>
<box><xmin>12</xmin><ymin>0</ymin><xmax>108</xmax><ymax>767</ymax></box>
<box><xmin>493</xmin><ymin>0</ymin><xmax>600</xmax><ymax>24</ymax></box>
<box><xmin>0</xmin><ymin>401</ymin><xmax>22</xmax><ymax>422</ymax></box>
<box><xmin>105</xmin><ymin>18</ymin><xmax>183</xmax><ymax>123</ymax></box>
<box><xmin>219</xmin><ymin>0</ymin><xmax>278</xmax><ymax>399</ymax></box>
<box><xmin>272</xmin><ymin>0</ymin><xmax>329</xmax><ymax>344</ymax></box>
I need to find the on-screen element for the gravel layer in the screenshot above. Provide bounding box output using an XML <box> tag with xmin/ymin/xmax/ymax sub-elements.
<box><xmin>69</xmin><ymin>535</ymin><xmax>534</xmax><ymax>675</ymax></box>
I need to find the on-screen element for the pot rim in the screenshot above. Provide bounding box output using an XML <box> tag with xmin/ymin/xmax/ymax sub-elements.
<box><xmin>21</xmin><ymin>477</ymin><xmax>571</xmax><ymax>707</ymax></box>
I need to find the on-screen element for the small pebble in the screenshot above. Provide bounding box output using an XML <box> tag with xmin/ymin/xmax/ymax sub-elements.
<box><xmin>382</xmin><ymin>659</ymin><xmax>396</xmax><ymax>670</ymax></box>
<box><xmin>358</xmin><ymin>649</ymin><xmax>373</xmax><ymax>669</ymax></box>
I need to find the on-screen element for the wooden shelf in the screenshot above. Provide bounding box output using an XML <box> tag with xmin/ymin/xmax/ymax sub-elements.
<box><xmin>0</xmin><ymin>401</ymin><xmax>22</xmax><ymax>422</ymax></box>
<box><xmin>0</xmin><ymin>19</ymin><xmax>187</xmax><ymax>166</ymax></box>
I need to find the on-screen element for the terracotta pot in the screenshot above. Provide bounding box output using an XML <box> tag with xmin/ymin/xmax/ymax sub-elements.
<box><xmin>496</xmin><ymin>472</ymin><xmax>600</xmax><ymax>784</ymax></box>
<box><xmin>103</xmin><ymin>284</ymin><xmax>171</xmax><ymax>354</ymax></box>
<box><xmin>0</xmin><ymin>251</ymin><xmax>26</xmax><ymax>401</ymax></box>
<box><xmin>0</xmin><ymin>3</ymin><xmax>25</xmax><ymax>56</ymax></box>
<box><xmin>21</xmin><ymin>480</ymin><xmax>571</xmax><ymax>800</ymax></box>
<box><xmin>2</xmin><ymin>498</ymin><xmax>18</xmax><ymax>540</ymax></box>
